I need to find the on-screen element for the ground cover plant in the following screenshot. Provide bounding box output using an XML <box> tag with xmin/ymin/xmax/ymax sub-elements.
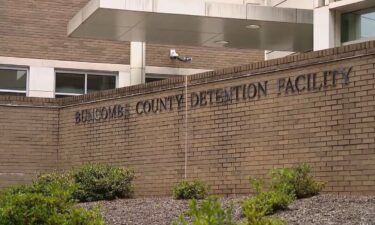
<box><xmin>173</xmin><ymin>180</ymin><xmax>208</xmax><ymax>200</ymax></box>
<box><xmin>174</xmin><ymin>163</ymin><xmax>324</xmax><ymax>225</ymax></box>
<box><xmin>0</xmin><ymin>173</ymin><xmax>105</xmax><ymax>225</ymax></box>
<box><xmin>173</xmin><ymin>196</ymin><xmax>236</xmax><ymax>225</ymax></box>
<box><xmin>241</xmin><ymin>163</ymin><xmax>325</xmax><ymax>225</ymax></box>
<box><xmin>241</xmin><ymin>178</ymin><xmax>291</xmax><ymax>225</ymax></box>
<box><xmin>271</xmin><ymin>163</ymin><xmax>325</xmax><ymax>199</ymax></box>
<box><xmin>0</xmin><ymin>163</ymin><xmax>134</xmax><ymax>225</ymax></box>
<box><xmin>72</xmin><ymin>163</ymin><xmax>135</xmax><ymax>202</ymax></box>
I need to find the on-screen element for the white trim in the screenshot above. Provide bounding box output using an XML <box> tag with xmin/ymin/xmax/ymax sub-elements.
<box><xmin>0</xmin><ymin>56</ymin><xmax>212</xmax><ymax>76</ymax></box>
<box><xmin>26</xmin><ymin>68</ymin><xmax>30</xmax><ymax>97</ymax></box>
<box><xmin>55</xmin><ymin>93</ymin><xmax>82</xmax><ymax>96</ymax></box>
<box><xmin>84</xmin><ymin>74</ymin><xmax>88</xmax><ymax>95</ymax></box>
<box><xmin>329</xmin><ymin>0</ymin><xmax>375</xmax><ymax>13</ymax></box>
<box><xmin>0</xmin><ymin>89</ymin><xmax>27</xmax><ymax>94</ymax></box>
<box><xmin>55</xmin><ymin>69</ymin><xmax>118</xmax><ymax>76</ymax></box>
<box><xmin>0</xmin><ymin>65</ymin><xmax>28</xmax><ymax>70</ymax></box>
<box><xmin>0</xmin><ymin>56</ymin><xmax>130</xmax><ymax>72</ymax></box>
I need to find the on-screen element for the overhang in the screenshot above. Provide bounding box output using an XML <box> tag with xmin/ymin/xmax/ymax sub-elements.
<box><xmin>68</xmin><ymin>0</ymin><xmax>313</xmax><ymax>52</ymax></box>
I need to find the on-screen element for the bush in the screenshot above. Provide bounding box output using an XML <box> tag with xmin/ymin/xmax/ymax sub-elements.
<box><xmin>0</xmin><ymin>163</ymin><xmax>135</xmax><ymax>224</ymax></box>
<box><xmin>240</xmin><ymin>178</ymin><xmax>291</xmax><ymax>225</ymax></box>
<box><xmin>0</xmin><ymin>178</ymin><xmax>105</xmax><ymax>225</ymax></box>
<box><xmin>72</xmin><ymin>163</ymin><xmax>135</xmax><ymax>202</ymax></box>
<box><xmin>173</xmin><ymin>180</ymin><xmax>208</xmax><ymax>200</ymax></box>
<box><xmin>271</xmin><ymin>163</ymin><xmax>325</xmax><ymax>199</ymax></box>
<box><xmin>242</xmin><ymin>205</ymin><xmax>286</xmax><ymax>225</ymax></box>
<box><xmin>6</xmin><ymin>172</ymin><xmax>77</xmax><ymax>200</ymax></box>
<box><xmin>241</xmin><ymin>191</ymin><xmax>293</xmax><ymax>217</ymax></box>
<box><xmin>173</xmin><ymin>196</ymin><xmax>236</xmax><ymax>225</ymax></box>
<box><xmin>240</xmin><ymin>163</ymin><xmax>325</xmax><ymax>225</ymax></box>
<box><xmin>243</xmin><ymin>178</ymin><xmax>294</xmax><ymax>216</ymax></box>
<box><xmin>173</xmin><ymin>195</ymin><xmax>286</xmax><ymax>225</ymax></box>
<box><xmin>0</xmin><ymin>193</ymin><xmax>105</xmax><ymax>225</ymax></box>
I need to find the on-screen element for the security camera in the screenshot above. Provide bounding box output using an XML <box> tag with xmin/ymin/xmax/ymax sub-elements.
<box><xmin>170</xmin><ymin>49</ymin><xmax>179</xmax><ymax>59</ymax></box>
<box><xmin>170</xmin><ymin>49</ymin><xmax>192</xmax><ymax>63</ymax></box>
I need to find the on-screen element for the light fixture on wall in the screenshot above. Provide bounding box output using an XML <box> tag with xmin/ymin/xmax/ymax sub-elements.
<box><xmin>246</xmin><ymin>24</ymin><xmax>261</xmax><ymax>29</ymax></box>
<box><xmin>170</xmin><ymin>49</ymin><xmax>192</xmax><ymax>62</ymax></box>
<box><xmin>215</xmin><ymin>40</ymin><xmax>229</xmax><ymax>45</ymax></box>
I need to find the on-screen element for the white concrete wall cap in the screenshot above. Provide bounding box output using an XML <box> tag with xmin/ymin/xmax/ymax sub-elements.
<box><xmin>68</xmin><ymin>0</ymin><xmax>100</xmax><ymax>35</ymax></box>
<box><xmin>154</xmin><ymin>0</ymin><xmax>205</xmax><ymax>16</ymax></box>
<box><xmin>206</xmin><ymin>2</ymin><xmax>247</xmax><ymax>19</ymax></box>
<box><xmin>247</xmin><ymin>5</ymin><xmax>296</xmax><ymax>23</ymax></box>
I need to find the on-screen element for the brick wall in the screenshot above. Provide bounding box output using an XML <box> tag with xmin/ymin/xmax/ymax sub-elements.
<box><xmin>146</xmin><ymin>44</ymin><xmax>264</xmax><ymax>70</ymax></box>
<box><xmin>1</xmin><ymin>41</ymin><xmax>375</xmax><ymax>196</ymax></box>
<box><xmin>0</xmin><ymin>0</ymin><xmax>130</xmax><ymax>64</ymax></box>
<box><xmin>0</xmin><ymin>0</ymin><xmax>263</xmax><ymax>69</ymax></box>
<box><xmin>0</xmin><ymin>97</ymin><xmax>59</xmax><ymax>188</ymax></box>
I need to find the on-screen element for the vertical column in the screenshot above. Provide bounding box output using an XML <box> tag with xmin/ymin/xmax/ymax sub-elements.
<box><xmin>313</xmin><ymin>5</ymin><xmax>336</xmax><ymax>51</ymax></box>
<box><xmin>118</xmin><ymin>71</ymin><xmax>131</xmax><ymax>88</ymax></box>
<box><xmin>28</xmin><ymin>66</ymin><xmax>55</xmax><ymax>98</ymax></box>
<box><xmin>130</xmin><ymin>42</ymin><xmax>146</xmax><ymax>85</ymax></box>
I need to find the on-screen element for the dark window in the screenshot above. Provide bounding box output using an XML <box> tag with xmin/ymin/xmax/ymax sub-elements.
<box><xmin>0</xmin><ymin>92</ymin><xmax>26</xmax><ymax>96</ymax></box>
<box><xmin>56</xmin><ymin>73</ymin><xmax>85</xmax><ymax>94</ymax></box>
<box><xmin>87</xmin><ymin>74</ymin><xmax>116</xmax><ymax>93</ymax></box>
<box><xmin>0</xmin><ymin>68</ymin><xmax>27</xmax><ymax>96</ymax></box>
<box><xmin>146</xmin><ymin>77</ymin><xmax>166</xmax><ymax>83</ymax></box>
<box><xmin>342</xmin><ymin>7</ymin><xmax>375</xmax><ymax>42</ymax></box>
<box><xmin>55</xmin><ymin>72</ymin><xmax>116</xmax><ymax>96</ymax></box>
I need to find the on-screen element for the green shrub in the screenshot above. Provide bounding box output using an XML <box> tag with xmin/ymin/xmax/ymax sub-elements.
<box><xmin>240</xmin><ymin>178</ymin><xmax>290</xmax><ymax>225</ymax></box>
<box><xmin>72</xmin><ymin>163</ymin><xmax>135</xmax><ymax>202</ymax></box>
<box><xmin>6</xmin><ymin>172</ymin><xmax>77</xmax><ymax>200</ymax></box>
<box><xmin>67</xmin><ymin>207</ymin><xmax>106</xmax><ymax>225</ymax></box>
<box><xmin>240</xmin><ymin>163</ymin><xmax>325</xmax><ymax>225</ymax></box>
<box><xmin>241</xmin><ymin>205</ymin><xmax>286</xmax><ymax>225</ymax></box>
<box><xmin>173</xmin><ymin>180</ymin><xmax>208</xmax><ymax>200</ymax></box>
<box><xmin>271</xmin><ymin>163</ymin><xmax>325</xmax><ymax>199</ymax></box>
<box><xmin>173</xmin><ymin>196</ymin><xmax>236</xmax><ymax>225</ymax></box>
<box><xmin>0</xmin><ymin>193</ymin><xmax>105</xmax><ymax>225</ymax></box>
<box><xmin>241</xmin><ymin>191</ymin><xmax>293</xmax><ymax>217</ymax></box>
<box><xmin>173</xmin><ymin>196</ymin><xmax>285</xmax><ymax>225</ymax></box>
<box><xmin>0</xmin><ymin>180</ymin><xmax>105</xmax><ymax>225</ymax></box>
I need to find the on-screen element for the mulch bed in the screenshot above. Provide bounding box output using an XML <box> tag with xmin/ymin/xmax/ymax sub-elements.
<box><xmin>79</xmin><ymin>194</ymin><xmax>375</xmax><ymax>225</ymax></box>
<box><xmin>276</xmin><ymin>194</ymin><xmax>375</xmax><ymax>225</ymax></box>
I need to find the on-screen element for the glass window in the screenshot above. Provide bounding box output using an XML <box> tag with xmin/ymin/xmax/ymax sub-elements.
<box><xmin>56</xmin><ymin>73</ymin><xmax>85</xmax><ymax>94</ymax></box>
<box><xmin>0</xmin><ymin>92</ymin><xmax>26</xmax><ymax>96</ymax></box>
<box><xmin>146</xmin><ymin>73</ymin><xmax>177</xmax><ymax>83</ymax></box>
<box><xmin>55</xmin><ymin>71</ymin><xmax>116</xmax><ymax>97</ymax></box>
<box><xmin>342</xmin><ymin>7</ymin><xmax>375</xmax><ymax>43</ymax></box>
<box><xmin>0</xmin><ymin>68</ymin><xmax>27</xmax><ymax>96</ymax></box>
<box><xmin>146</xmin><ymin>77</ymin><xmax>166</xmax><ymax>83</ymax></box>
<box><xmin>87</xmin><ymin>74</ymin><xmax>116</xmax><ymax>93</ymax></box>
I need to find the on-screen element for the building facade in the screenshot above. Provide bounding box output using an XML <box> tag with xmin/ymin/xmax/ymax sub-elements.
<box><xmin>2</xmin><ymin>0</ymin><xmax>374</xmax><ymax>99</ymax></box>
<box><xmin>1</xmin><ymin>40</ymin><xmax>375</xmax><ymax>195</ymax></box>
<box><xmin>1</xmin><ymin>0</ymin><xmax>375</xmax><ymax>196</ymax></box>
<box><xmin>0</xmin><ymin>0</ymin><xmax>265</xmax><ymax>98</ymax></box>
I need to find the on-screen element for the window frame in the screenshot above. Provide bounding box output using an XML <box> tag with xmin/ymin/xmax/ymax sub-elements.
<box><xmin>341</xmin><ymin>7</ymin><xmax>375</xmax><ymax>45</ymax></box>
<box><xmin>145</xmin><ymin>73</ymin><xmax>178</xmax><ymax>83</ymax></box>
<box><xmin>0</xmin><ymin>66</ymin><xmax>29</xmax><ymax>96</ymax></box>
<box><xmin>54</xmin><ymin>70</ymin><xmax>118</xmax><ymax>97</ymax></box>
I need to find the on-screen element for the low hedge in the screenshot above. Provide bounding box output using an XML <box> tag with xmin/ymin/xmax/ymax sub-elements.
<box><xmin>173</xmin><ymin>180</ymin><xmax>208</xmax><ymax>200</ymax></box>
<box><xmin>0</xmin><ymin>174</ymin><xmax>104</xmax><ymax>225</ymax></box>
<box><xmin>271</xmin><ymin>163</ymin><xmax>325</xmax><ymax>199</ymax></box>
<box><xmin>0</xmin><ymin>163</ymin><xmax>135</xmax><ymax>224</ymax></box>
<box><xmin>72</xmin><ymin>163</ymin><xmax>135</xmax><ymax>202</ymax></box>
